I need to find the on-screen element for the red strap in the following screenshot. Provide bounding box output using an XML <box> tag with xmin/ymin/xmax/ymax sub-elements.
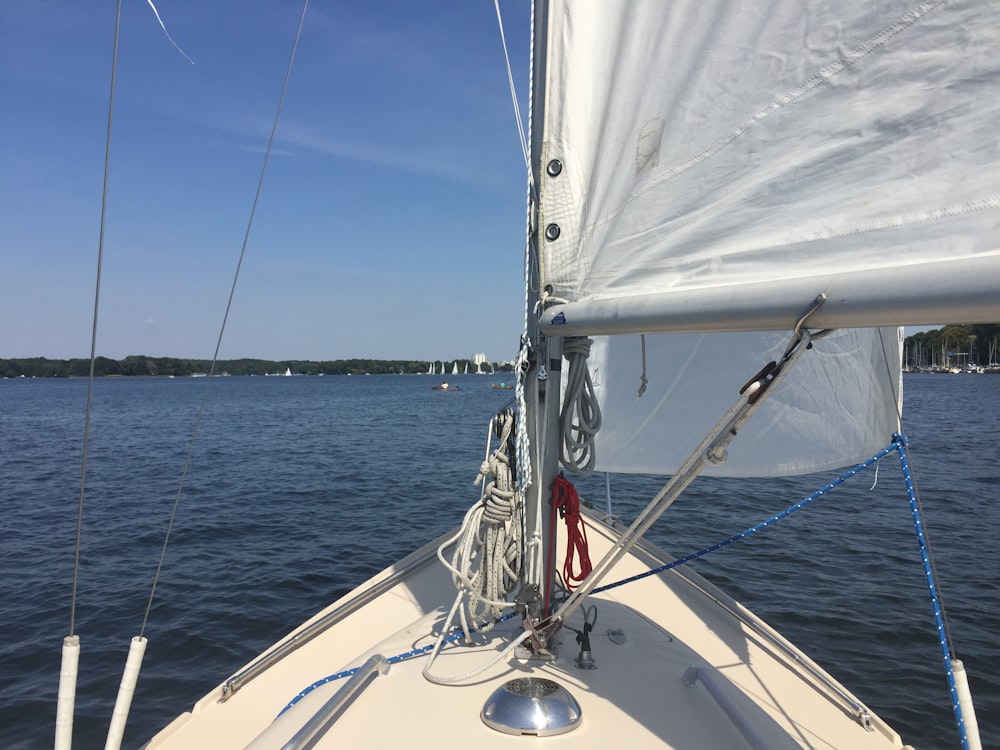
<box><xmin>553</xmin><ymin>475</ymin><xmax>592</xmax><ymax>592</ymax></box>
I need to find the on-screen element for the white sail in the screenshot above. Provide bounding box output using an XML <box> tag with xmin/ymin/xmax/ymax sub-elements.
<box><xmin>587</xmin><ymin>328</ymin><xmax>902</xmax><ymax>477</ymax></box>
<box><xmin>535</xmin><ymin>0</ymin><xmax>1000</xmax><ymax>334</ymax></box>
<box><xmin>534</xmin><ymin>0</ymin><xmax>998</xmax><ymax>476</ymax></box>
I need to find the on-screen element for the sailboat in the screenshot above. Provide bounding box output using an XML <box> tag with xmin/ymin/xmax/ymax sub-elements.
<box><xmin>57</xmin><ymin>2</ymin><xmax>998</xmax><ymax>749</ymax></box>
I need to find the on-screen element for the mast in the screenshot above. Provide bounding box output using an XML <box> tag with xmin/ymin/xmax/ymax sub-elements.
<box><xmin>520</xmin><ymin>0</ymin><xmax>560</xmax><ymax>624</ymax></box>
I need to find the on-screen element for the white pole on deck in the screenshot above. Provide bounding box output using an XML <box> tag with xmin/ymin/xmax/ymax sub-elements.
<box><xmin>104</xmin><ymin>636</ymin><xmax>148</xmax><ymax>750</ymax></box>
<box><xmin>952</xmin><ymin>659</ymin><xmax>982</xmax><ymax>750</ymax></box>
<box><xmin>55</xmin><ymin>635</ymin><xmax>80</xmax><ymax>750</ymax></box>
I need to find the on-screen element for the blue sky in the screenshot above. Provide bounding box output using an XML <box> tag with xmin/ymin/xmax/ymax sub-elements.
<box><xmin>1</xmin><ymin>2</ymin><xmax>941</xmax><ymax>363</ymax></box>
<box><xmin>1</xmin><ymin>1</ymin><xmax>531</xmax><ymax>362</ymax></box>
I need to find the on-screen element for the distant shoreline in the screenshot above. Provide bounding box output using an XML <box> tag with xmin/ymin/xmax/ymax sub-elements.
<box><xmin>0</xmin><ymin>356</ymin><xmax>513</xmax><ymax>379</ymax></box>
<box><xmin>6</xmin><ymin>322</ymin><xmax>999</xmax><ymax>378</ymax></box>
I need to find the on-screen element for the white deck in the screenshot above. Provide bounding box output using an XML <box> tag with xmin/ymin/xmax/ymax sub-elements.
<box><xmin>145</xmin><ymin>510</ymin><xmax>912</xmax><ymax>749</ymax></box>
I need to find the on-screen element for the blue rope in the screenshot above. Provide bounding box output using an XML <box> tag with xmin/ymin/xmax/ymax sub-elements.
<box><xmin>275</xmin><ymin>612</ymin><xmax>518</xmax><ymax>716</ymax></box>
<box><xmin>592</xmin><ymin>441</ymin><xmax>901</xmax><ymax>595</ymax></box>
<box><xmin>277</xmin><ymin>433</ymin><xmax>973</xmax><ymax>750</ymax></box>
<box><xmin>895</xmin><ymin>433</ymin><xmax>971</xmax><ymax>750</ymax></box>
<box><xmin>276</xmin><ymin>443</ymin><xmax>902</xmax><ymax>716</ymax></box>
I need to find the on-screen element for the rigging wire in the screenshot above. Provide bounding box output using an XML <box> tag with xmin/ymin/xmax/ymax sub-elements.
<box><xmin>494</xmin><ymin>0</ymin><xmax>530</xmax><ymax>172</ymax></box>
<box><xmin>138</xmin><ymin>0</ymin><xmax>310</xmax><ymax>636</ymax></box>
<box><xmin>69</xmin><ymin>0</ymin><xmax>123</xmax><ymax>641</ymax></box>
<box><xmin>495</xmin><ymin>0</ymin><xmax>537</xmax><ymax>330</ymax></box>
<box><xmin>58</xmin><ymin>6</ymin><xmax>125</xmax><ymax>749</ymax></box>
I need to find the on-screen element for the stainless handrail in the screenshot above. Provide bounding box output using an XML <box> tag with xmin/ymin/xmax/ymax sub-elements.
<box><xmin>668</xmin><ymin>563</ymin><xmax>873</xmax><ymax>730</ymax></box>
<box><xmin>683</xmin><ymin>666</ymin><xmax>769</xmax><ymax>750</ymax></box>
<box><xmin>280</xmin><ymin>654</ymin><xmax>389</xmax><ymax>750</ymax></box>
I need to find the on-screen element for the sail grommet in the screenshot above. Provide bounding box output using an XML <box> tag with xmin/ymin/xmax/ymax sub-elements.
<box><xmin>546</xmin><ymin>159</ymin><xmax>563</xmax><ymax>176</ymax></box>
<box><xmin>545</xmin><ymin>223</ymin><xmax>561</xmax><ymax>241</ymax></box>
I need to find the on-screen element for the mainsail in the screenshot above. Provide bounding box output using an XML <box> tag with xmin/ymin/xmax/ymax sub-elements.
<box><xmin>530</xmin><ymin>0</ymin><xmax>999</xmax><ymax>476</ymax></box>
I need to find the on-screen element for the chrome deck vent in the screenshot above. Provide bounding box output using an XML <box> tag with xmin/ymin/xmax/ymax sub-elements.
<box><xmin>481</xmin><ymin>677</ymin><xmax>582</xmax><ymax>736</ymax></box>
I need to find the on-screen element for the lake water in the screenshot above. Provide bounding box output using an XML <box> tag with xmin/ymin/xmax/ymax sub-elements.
<box><xmin>1</xmin><ymin>373</ymin><xmax>996</xmax><ymax>748</ymax></box>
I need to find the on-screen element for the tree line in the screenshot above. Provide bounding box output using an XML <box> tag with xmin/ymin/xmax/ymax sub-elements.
<box><xmin>0</xmin><ymin>356</ymin><xmax>511</xmax><ymax>379</ymax></box>
<box><xmin>4</xmin><ymin>324</ymin><xmax>998</xmax><ymax>378</ymax></box>
<box><xmin>904</xmin><ymin>324</ymin><xmax>1000</xmax><ymax>369</ymax></box>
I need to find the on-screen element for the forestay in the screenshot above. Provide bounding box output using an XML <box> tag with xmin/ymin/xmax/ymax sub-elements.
<box><xmin>532</xmin><ymin>0</ymin><xmax>998</xmax><ymax>476</ymax></box>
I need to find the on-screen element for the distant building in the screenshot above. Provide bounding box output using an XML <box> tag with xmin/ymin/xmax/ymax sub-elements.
<box><xmin>472</xmin><ymin>352</ymin><xmax>489</xmax><ymax>366</ymax></box>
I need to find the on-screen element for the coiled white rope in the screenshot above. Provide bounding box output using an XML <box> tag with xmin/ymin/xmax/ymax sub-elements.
<box><xmin>560</xmin><ymin>337</ymin><xmax>602</xmax><ymax>475</ymax></box>
<box><xmin>437</xmin><ymin>413</ymin><xmax>522</xmax><ymax>634</ymax></box>
<box><xmin>426</xmin><ymin>411</ymin><xmax>526</xmax><ymax>684</ymax></box>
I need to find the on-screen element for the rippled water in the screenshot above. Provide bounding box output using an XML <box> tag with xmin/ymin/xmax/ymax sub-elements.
<box><xmin>1</xmin><ymin>373</ymin><xmax>996</xmax><ymax>748</ymax></box>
